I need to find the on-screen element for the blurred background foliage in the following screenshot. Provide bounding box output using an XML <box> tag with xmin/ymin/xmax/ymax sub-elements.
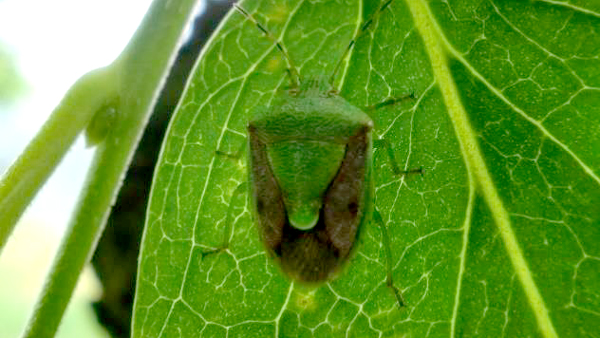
<box><xmin>0</xmin><ymin>42</ymin><xmax>29</xmax><ymax>106</ymax></box>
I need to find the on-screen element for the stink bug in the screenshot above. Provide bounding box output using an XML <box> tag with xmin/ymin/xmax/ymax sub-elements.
<box><xmin>234</xmin><ymin>1</ymin><xmax>422</xmax><ymax>305</ymax></box>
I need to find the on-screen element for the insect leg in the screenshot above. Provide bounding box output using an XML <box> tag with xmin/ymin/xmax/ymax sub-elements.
<box><xmin>201</xmin><ymin>182</ymin><xmax>248</xmax><ymax>258</ymax></box>
<box><xmin>215</xmin><ymin>138</ymin><xmax>247</xmax><ymax>161</ymax></box>
<box><xmin>364</xmin><ymin>92</ymin><xmax>416</xmax><ymax>111</ymax></box>
<box><xmin>234</xmin><ymin>4</ymin><xmax>300</xmax><ymax>89</ymax></box>
<box><xmin>372</xmin><ymin>208</ymin><xmax>405</xmax><ymax>308</ymax></box>
<box><xmin>372</xmin><ymin>138</ymin><xmax>423</xmax><ymax>177</ymax></box>
<box><xmin>205</xmin><ymin>142</ymin><xmax>248</xmax><ymax>257</ymax></box>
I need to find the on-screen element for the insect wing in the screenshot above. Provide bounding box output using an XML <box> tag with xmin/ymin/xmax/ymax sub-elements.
<box><xmin>323</xmin><ymin>126</ymin><xmax>372</xmax><ymax>258</ymax></box>
<box><xmin>248</xmin><ymin>125</ymin><xmax>285</xmax><ymax>251</ymax></box>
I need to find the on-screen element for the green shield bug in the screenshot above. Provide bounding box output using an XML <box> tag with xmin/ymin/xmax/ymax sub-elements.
<box><xmin>234</xmin><ymin>1</ymin><xmax>422</xmax><ymax>306</ymax></box>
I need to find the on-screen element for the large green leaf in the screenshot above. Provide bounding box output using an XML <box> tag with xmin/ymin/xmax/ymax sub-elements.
<box><xmin>132</xmin><ymin>0</ymin><xmax>600</xmax><ymax>337</ymax></box>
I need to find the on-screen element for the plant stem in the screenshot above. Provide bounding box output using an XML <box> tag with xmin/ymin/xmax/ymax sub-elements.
<box><xmin>0</xmin><ymin>66</ymin><xmax>118</xmax><ymax>250</ymax></box>
<box><xmin>19</xmin><ymin>0</ymin><xmax>201</xmax><ymax>337</ymax></box>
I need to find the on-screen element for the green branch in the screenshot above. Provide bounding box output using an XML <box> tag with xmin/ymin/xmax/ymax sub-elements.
<box><xmin>11</xmin><ymin>0</ymin><xmax>202</xmax><ymax>337</ymax></box>
<box><xmin>0</xmin><ymin>66</ymin><xmax>118</xmax><ymax>249</ymax></box>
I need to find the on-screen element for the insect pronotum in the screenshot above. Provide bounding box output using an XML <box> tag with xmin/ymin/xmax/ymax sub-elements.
<box><xmin>230</xmin><ymin>1</ymin><xmax>422</xmax><ymax>307</ymax></box>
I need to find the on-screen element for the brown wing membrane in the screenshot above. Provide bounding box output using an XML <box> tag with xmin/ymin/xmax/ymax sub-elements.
<box><xmin>277</xmin><ymin>126</ymin><xmax>370</xmax><ymax>283</ymax></box>
<box><xmin>323</xmin><ymin>126</ymin><xmax>370</xmax><ymax>258</ymax></box>
<box><xmin>279</xmin><ymin>221</ymin><xmax>340</xmax><ymax>282</ymax></box>
<box><xmin>248</xmin><ymin>125</ymin><xmax>285</xmax><ymax>250</ymax></box>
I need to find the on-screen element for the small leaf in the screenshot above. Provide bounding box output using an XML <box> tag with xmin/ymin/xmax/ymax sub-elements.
<box><xmin>133</xmin><ymin>0</ymin><xmax>600</xmax><ymax>337</ymax></box>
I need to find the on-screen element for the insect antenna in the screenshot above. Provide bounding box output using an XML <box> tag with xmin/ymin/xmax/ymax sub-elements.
<box><xmin>329</xmin><ymin>0</ymin><xmax>394</xmax><ymax>88</ymax></box>
<box><xmin>234</xmin><ymin>4</ymin><xmax>301</xmax><ymax>89</ymax></box>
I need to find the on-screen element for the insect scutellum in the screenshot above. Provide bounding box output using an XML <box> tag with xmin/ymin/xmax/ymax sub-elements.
<box><xmin>224</xmin><ymin>0</ymin><xmax>423</xmax><ymax>308</ymax></box>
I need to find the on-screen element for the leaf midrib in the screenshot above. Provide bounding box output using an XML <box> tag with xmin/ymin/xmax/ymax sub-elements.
<box><xmin>406</xmin><ymin>1</ymin><xmax>560</xmax><ymax>338</ymax></box>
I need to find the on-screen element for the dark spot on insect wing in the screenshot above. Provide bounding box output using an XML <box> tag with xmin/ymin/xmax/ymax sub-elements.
<box><xmin>256</xmin><ymin>199</ymin><xmax>265</xmax><ymax>214</ymax></box>
<box><xmin>347</xmin><ymin>201</ymin><xmax>358</xmax><ymax>215</ymax></box>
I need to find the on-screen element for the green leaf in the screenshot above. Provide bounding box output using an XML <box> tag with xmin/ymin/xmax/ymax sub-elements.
<box><xmin>133</xmin><ymin>0</ymin><xmax>600</xmax><ymax>337</ymax></box>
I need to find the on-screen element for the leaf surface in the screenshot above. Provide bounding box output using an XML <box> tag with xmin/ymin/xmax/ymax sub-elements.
<box><xmin>133</xmin><ymin>0</ymin><xmax>600</xmax><ymax>337</ymax></box>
